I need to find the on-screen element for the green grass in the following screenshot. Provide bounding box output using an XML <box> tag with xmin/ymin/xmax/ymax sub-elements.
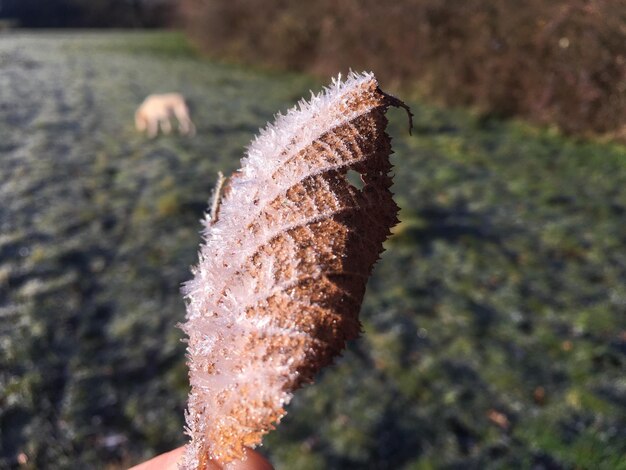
<box><xmin>1</xmin><ymin>31</ymin><xmax>624</xmax><ymax>469</ymax></box>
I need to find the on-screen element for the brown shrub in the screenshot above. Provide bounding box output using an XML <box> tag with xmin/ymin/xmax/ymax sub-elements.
<box><xmin>178</xmin><ymin>0</ymin><xmax>626</xmax><ymax>137</ymax></box>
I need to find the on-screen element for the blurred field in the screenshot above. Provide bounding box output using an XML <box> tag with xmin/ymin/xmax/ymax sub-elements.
<box><xmin>1</xmin><ymin>32</ymin><xmax>625</xmax><ymax>469</ymax></box>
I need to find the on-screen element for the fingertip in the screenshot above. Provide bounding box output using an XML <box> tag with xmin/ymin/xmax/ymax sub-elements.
<box><xmin>129</xmin><ymin>446</ymin><xmax>272</xmax><ymax>470</ymax></box>
<box><xmin>223</xmin><ymin>448</ymin><xmax>273</xmax><ymax>470</ymax></box>
<box><xmin>129</xmin><ymin>446</ymin><xmax>185</xmax><ymax>470</ymax></box>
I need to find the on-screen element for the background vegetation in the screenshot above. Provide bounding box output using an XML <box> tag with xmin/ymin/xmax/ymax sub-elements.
<box><xmin>1</xmin><ymin>32</ymin><xmax>624</xmax><ymax>469</ymax></box>
<box><xmin>178</xmin><ymin>0</ymin><xmax>626</xmax><ymax>139</ymax></box>
<box><xmin>0</xmin><ymin>0</ymin><xmax>173</xmax><ymax>28</ymax></box>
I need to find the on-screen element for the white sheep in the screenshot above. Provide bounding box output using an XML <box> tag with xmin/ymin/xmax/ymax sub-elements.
<box><xmin>135</xmin><ymin>93</ymin><xmax>195</xmax><ymax>138</ymax></box>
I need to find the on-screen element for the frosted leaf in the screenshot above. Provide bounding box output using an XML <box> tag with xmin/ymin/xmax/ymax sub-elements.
<box><xmin>180</xmin><ymin>72</ymin><xmax>409</xmax><ymax>468</ymax></box>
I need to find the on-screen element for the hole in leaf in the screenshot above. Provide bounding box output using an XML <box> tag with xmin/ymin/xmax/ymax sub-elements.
<box><xmin>346</xmin><ymin>169</ymin><xmax>364</xmax><ymax>191</ymax></box>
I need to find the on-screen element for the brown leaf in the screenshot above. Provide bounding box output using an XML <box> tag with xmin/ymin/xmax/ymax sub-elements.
<box><xmin>180</xmin><ymin>72</ymin><xmax>408</xmax><ymax>467</ymax></box>
<box><xmin>487</xmin><ymin>409</ymin><xmax>510</xmax><ymax>430</ymax></box>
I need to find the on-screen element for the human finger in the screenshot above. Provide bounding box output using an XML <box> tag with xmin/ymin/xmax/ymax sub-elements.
<box><xmin>128</xmin><ymin>446</ymin><xmax>273</xmax><ymax>470</ymax></box>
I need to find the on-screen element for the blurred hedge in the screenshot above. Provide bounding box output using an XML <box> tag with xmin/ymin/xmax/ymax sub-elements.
<box><xmin>0</xmin><ymin>0</ymin><xmax>173</xmax><ymax>28</ymax></box>
<box><xmin>178</xmin><ymin>0</ymin><xmax>626</xmax><ymax>138</ymax></box>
